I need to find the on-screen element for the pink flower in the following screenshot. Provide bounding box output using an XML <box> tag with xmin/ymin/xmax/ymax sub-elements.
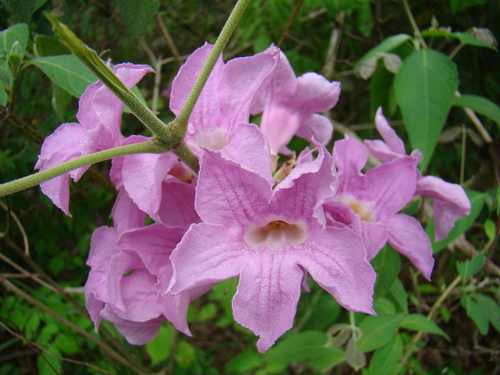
<box><xmin>84</xmin><ymin>189</ymin><xmax>205</xmax><ymax>344</ymax></box>
<box><xmin>326</xmin><ymin>135</ymin><xmax>435</xmax><ymax>280</ymax></box>
<box><xmin>116</xmin><ymin>44</ymin><xmax>280</xmax><ymax>217</ymax></box>
<box><xmin>251</xmin><ymin>50</ymin><xmax>341</xmax><ymax>156</ymax></box>
<box><xmin>167</xmin><ymin>145</ymin><xmax>375</xmax><ymax>352</ymax></box>
<box><xmin>365</xmin><ymin>107</ymin><xmax>471</xmax><ymax>241</ymax></box>
<box><xmin>35</xmin><ymin>63</ymin><xmax>153</xmax><ymax>215</ymax></box>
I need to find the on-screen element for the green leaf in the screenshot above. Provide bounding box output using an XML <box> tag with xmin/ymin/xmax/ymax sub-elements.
<box><xmin>371</xmin><ymin>245</ymin><xmax>401</xmax><ymax>299</ymax></box>
<box><xmin>54</xmin><ymin>333</ymin><xmax>80</xmax><ymax>355</ymax></box>
<box><xmin>0</xmin><ymin>0</ymin><xmax>35</xmax><ymax>22</ymax></box>
<box><xmin>0</xmin><ymin>61</ymin><xmax>10</xmax><ymax>106</ymax></box>
<box><xmin>473</xmin><ymin>294</ymin><xmax>500</xmax><ymax>333</ymax></box>
<box><xmin>367</xmin><ymin>334</ymin><xmax>403</xmax><ymax>375</ymax></box>
<box><xmin>145</xmin><ymin>324</ymin><xmax>171</xmax><ymax>366</ymax></box>
<box><xmin>420</xmin><ymin>29</ymin><xmax>496</xmax><ymax>50</ymax></box>
<box><xmin>356</xmin><ymin>34</ymin><xmax>411</xmax><ymax>76</ymax></box>
<box><xmin>117</xmin><ymin>0</ymin><xmax>159</xmax><ymax>39</ymax></box>
<box><xmin>306</xmin><ymin>347</ymin><xmax>345</xmax><ymax>372</ymax></box>
<box><xmin>456</xmin><ymin>254</ymin><xmax>486</xmax><ymax>282</ymax></box>
<box><xmin>453</xmin><ymin>95</ymin><xmax>500</xmax><ymax>127</ymax></box>
<box><xmin>265</xmin><ymin>331</ymin><xmax>328</xmax><ymax>363</ymax></box>
<box><xmin>37</xmin><ymin>345</ymin><xmax>62</xmax><ymax>375</ymax></box>
<box><xmin>357</xmin><ymin>313</ymin><xmax>405</xmax><ymax>352</ymax></box>
<box><xmin>387</xmin><ymin>279</ymin><xmax>408</xmax><ymax>313</ymax></box>
<box><xmin>429</xmin><ymin>190</ymin><xmax>487</xmax><ymax>253</ymax></box>
<box><xmin>30</xmin><ymin>55</ymin><xmax>97</xmax><ymax>98</ymax></box>
<box><xmin>227</xmin><ymin>349</ymin><xmax>262</xmax><ymax>372</ymax></box>
<box><xmin>51</xmin><ymin>83</ymin><xmax>72</xmax><ymax>122</ymax></box>
<box><xmin>394</xmin><ymin>49</ymin><xmax>459</xmax><ymax>171</ymax></box>
<box><xmin>450</xmin><ymin>0</ymin><xmax>487</xmax><ymax>14</ymax></box>
<box><xmin>399</xmin><ymin>313</ymin><xmax>450</xmax><ymax>341</ymax></box>
<box><xmin>0</xmin><ymin>23</ymin><xmax>29</xmax><ymax>60</ymax></box>
<box><xmin>461</xmin><ymin>295</ymin><xmax>489</xmax><ymax>335</ymax></box>
<box><xmin>34</xmin><ymin>35</ymin><xmax>70</xmax><ymax>57</ymax></box>
<box><xmin>302</xmin><ymin>292</ymin><xmax>341</xmax><ymax>331</ymax></box>
<box><xmin>175</xmin><ymin>340</ymin><xmax>196</xmax><ymax>369</ymax></box>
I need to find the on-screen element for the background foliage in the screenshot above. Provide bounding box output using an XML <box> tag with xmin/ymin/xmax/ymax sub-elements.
<box><xmin>1</xmin><ymin>0</ymin><xmax>499</xmax><ymax>374</ymax></box>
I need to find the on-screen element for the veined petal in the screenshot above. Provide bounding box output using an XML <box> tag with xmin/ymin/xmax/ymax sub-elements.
<box><xmin>232</xmin><ymin>251</ymin><xmax>303</xmax><ymax>353</ymax></box>
<box><xmin>387</xmin><ymin>214</ymin><xmax>434</xmax><ymax>280</ymax></box>
<box><xmin>168</xmin><ymin>223</ymin><xmax>250</xmax><ymax>294</ymax></box>
<box><xmin>196</xmin><ymin>150</ymin><xmax>272</xmax><ymax>227</ymax></box>
<box><xmin>295</xmin><ymin>226</ymin><xmax>375</xmax><ymax>314</ymax></box>
<box><xmin>156</xmin><ymin>178</ymin><xmax>199</xmax><ymax>228</ymax></box>
<box><xmin>334</xmin><ymin>136</ymin><xmax>368</xmax><ymax>191</ymax></box>
<box><xmin>359</xmin><ymin>221</ymin><xmax>389</xmax><ymax>260</ymax></box>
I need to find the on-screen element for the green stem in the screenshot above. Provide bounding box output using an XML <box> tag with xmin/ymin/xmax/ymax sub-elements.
<box><xmin>402</xmin><ymin>0</ymin><xmax>428</xmax><ymax>49</ymax></box>
<box><xmin>46</xmin><ymin>14</ymin><xmax>173</xmax><ymax>145</ymax></box>
<box><xmin>169</xmin><ymin>0</ymin><xmax>251</xmax><ymax>135</ymax></box>
<box><xmin>0</xmin><ymin>140</ymin><xmax>163</xmax><ymax>197</ymax></box>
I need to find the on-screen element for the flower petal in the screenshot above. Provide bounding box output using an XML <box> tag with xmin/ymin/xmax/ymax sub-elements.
<box><xmin>387</xmin><ymin>214</ymin><xmax>434</xmax><ymax>280</ymax></box>
<box><xmin>296</xmin><ymin>226</ymin><xmax>376</xmax><ymax>314</ymax></box>
<box><xmin>168</xmin><ymin>223</ymin><xmax>250</xmax><ymax>294</ymax></box>
<box><xmin>232</xmin><ymin>251</ymin><xmax>303</xmax><ymax>353</ymax></box>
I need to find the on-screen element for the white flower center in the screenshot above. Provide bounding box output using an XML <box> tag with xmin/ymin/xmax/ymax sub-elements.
<box><xmin>245</xmin><ymin>220</ymin><xmax>307</xmax><ymax>248</ymax></box>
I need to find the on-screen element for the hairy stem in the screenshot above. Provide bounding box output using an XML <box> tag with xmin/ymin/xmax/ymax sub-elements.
<box><xmin>0</xmin><ymin>140</ymin><xmax>163</xmax><ymax>197</ymax></box>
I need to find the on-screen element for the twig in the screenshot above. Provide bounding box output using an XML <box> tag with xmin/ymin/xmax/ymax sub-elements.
<box><xmin>0</xmin><ymin>200</ymin><xmax>29</xmax><ymax>255</ymax></box>
<box><xmin>402</xmin><ymin>0</ymin><xmax>427</xmax><ymax>49</ymax></box>
<box><xmin>0</xmin><ymin>278</ymin><xmax>152</xmax><ymax>375</ymax></box>
<box><xmin>155</xmin><ymin>12</ymin><xmax>183</xmax><ymax>67</ymax></box>
<box><xmin>0</xmin><ymin>320</ymin><xmax>115</xmax><ymax>375</ymax></box>
<box><xmin>277</xmin><ymin>0</ymin><xmax>306</xmax><ymax>48</ymax></box>
<box><xmin>320</xmin><ymin>11</ymin><xmax>345</xmax><ymax>79</ymax></box>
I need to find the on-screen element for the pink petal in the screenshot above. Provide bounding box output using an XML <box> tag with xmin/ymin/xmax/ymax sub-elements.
<box><xmin>416</xmin><ymin>175</ymin><xmax>471</xmax><ymax>241</ymax></box>
<box><xmin>99</xmin><ymin>305</ymin><xmax>163</xmax><ymax>345</ymax></box>
<box><xmin>195</xmin><ymin>150</ymin><xmax>272</xmax><ymax>227</ymax></box>
<box><xmin>296</xmin><ymin>113</ymin><xmax>334</xmax><ymax>146</ymax></box>
<box><xmin>295</xmin><ymin>225</ymin><xmax>376</xmax><ymax>314</ymax></box>
<box><xmin>374</xmin><ymin>107</ymin><xmax>406</xmax><ymax>155</ymax></box>
<box><xmin>168</xmin><ymin>223</ymin><xmax>250</xmax><ymax>295</ymax></box>
<box><xmin>111</xmin><ymin>189</ymin><xmax>146</xmax><ymax>233</ymax></box>
<box><xmin>232</xmin><ymin>251</ymin><xmax>303</xmax><ymax>353</ymax></box>
<box><xmin>274</xmin><ymin>144</ymin><xmax>337</xmax><ymax>226</ymax></box>
<box><xmin>222</xmin><ymin>123</ymin><xmax>274</xmax><ymax>184</ymax></box>
<box><xmin>156</xmin><ymin>178</ymin><xmax>199</xmax><ymax>227</ymax></box>
<box><xmin>387</xmin><ymin>214</ymin><xmax>434</xmax><ymax>280</ymax></box>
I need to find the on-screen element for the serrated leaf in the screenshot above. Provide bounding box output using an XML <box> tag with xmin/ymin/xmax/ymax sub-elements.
<box><xmin>399</xmin><ymin>313</ymin><xmax>450</xmax><ymax>341</ymax></box>
<box><xmin>456</xmin><ymin>254</ymin><xmax>486</xmax><ymax>282</ymax></box>
<box><xmin>395</xmin><ymin>49</ymin><xmax>459</xmax><ymax>171</ymax></box>
<box><xmin>453</xmin><ymin>94</ymin><xmax>500</xmax><ymax>127</ymax></box>
<box><xmin>117</xmin><ymin>0</ymin><xmax>159</xmax><ymax>39</ymax></box>
<box><xmin>461</xmin><ymin>295</ymin><xmax>489</xmax><ymax>335</ymax></box>
<box><xmin>429</xmin><ymin>190</ymin><xmax>487</xmax><ymax>253</ymax></box>
<box><xmin>367</xmin><ymin>334</ymin><xmax>403</xmax><ymax>375</ymax></box>
<box><xmin>357</xmin><ymin>313</ymin><xmax>404</xmax><ymax>352</ymax></box>
<box><xmin>30</xmin><ymin>55</ymin><xmax>97</xmax><ymax>98</ymax></box>
<box><xmin>356</xmin><ymin>34</ymin><xmax>411</xmax><ymax>76</ymax></box>
<box><xmin>0</xmin><ymin>23</ymin><xmax>29</xmax><ymax>60</ymax></box>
